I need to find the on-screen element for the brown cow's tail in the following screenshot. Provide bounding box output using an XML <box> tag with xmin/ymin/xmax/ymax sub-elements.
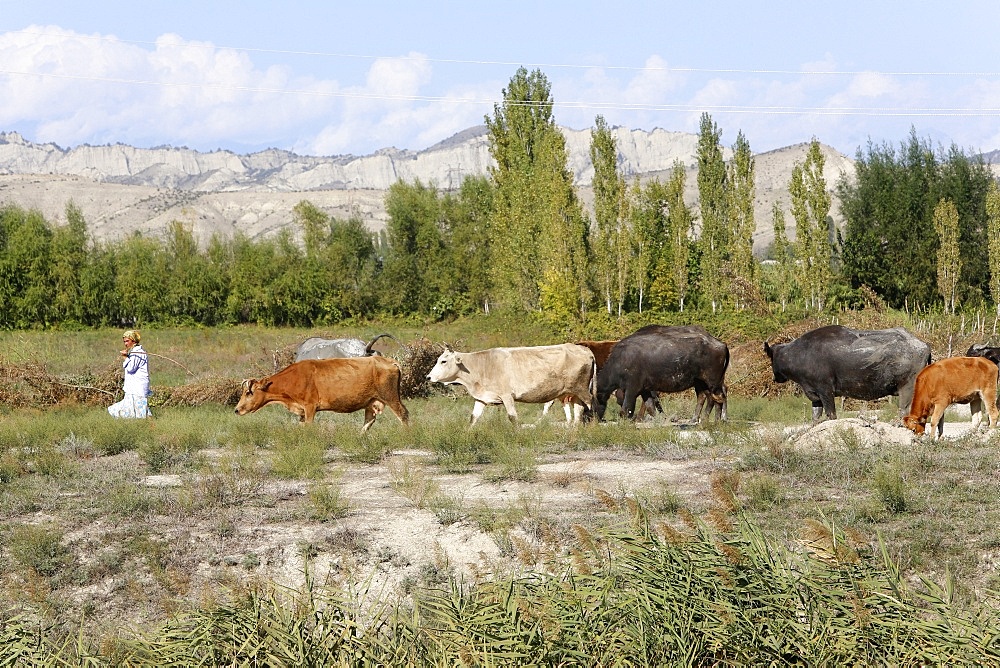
<box><xmin>365</xmin><ymin>333</ymin><xmax>405</xmax><ymax>356</ymax></box>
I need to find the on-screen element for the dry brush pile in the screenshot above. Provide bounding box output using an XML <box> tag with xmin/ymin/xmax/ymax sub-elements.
<box><xmin>0</xmin><ymin>337</ymin><xmax>451</xmax><ymax>410</ymax></box>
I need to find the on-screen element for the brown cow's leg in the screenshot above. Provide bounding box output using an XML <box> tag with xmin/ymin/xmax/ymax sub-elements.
<box><xmin>362</xmin><ymin>404</ymin><xmax>377</xmax><ymax>432</ymax></box>
<box><xmin>383</xmin><ymin>398</ymin><xmax>410</xmax><ymax>426</ymax></box>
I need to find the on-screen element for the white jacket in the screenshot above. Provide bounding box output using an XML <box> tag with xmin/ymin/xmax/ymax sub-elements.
<box><xmin>122</xmin><ymin>344</ymin><xmax>150</xmax><ymax>397</ymax></box>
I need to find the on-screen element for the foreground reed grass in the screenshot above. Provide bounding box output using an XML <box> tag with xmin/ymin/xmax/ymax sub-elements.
<box><xmin>3</xmin><ymin>513</ymin><xmax>996</xmax><ymax>666</ymax></box>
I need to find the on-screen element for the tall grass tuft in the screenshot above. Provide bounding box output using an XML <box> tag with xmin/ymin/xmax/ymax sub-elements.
<box><xmin>873</xmin><ymin>464</ymin><xmax>909</xmax><ymax>514</ymax></box>
<box><xmin>8</xmin><ymin>524</ymin><xmax>73</xmax><ymax>576</ymax></box>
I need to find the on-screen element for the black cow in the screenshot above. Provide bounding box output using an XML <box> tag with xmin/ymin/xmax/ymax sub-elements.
<box><xmin>764</xmin><ymin>325</ymin><xmax>931</xmax><ymax>423</ymax></box>
<box><xmin>294</xmin><ymin>333</ymin><xmax>400</xmax><ymax>363</ymax></box>
<box><xmin>595</xmin><ymin>325</ymin><xmax>730</xmax><ymax>422</ymax></box>
<box><xmin>966</xmin><ymin>343</ymin><xmax>1000</xmax><ymax>366</ymax></box>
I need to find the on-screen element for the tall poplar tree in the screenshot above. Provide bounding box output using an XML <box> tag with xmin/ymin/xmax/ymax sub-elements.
<box><xmin>789</xmin><ymin>139</ymin><xmax>832</xmax><ymax>310</ymax></box>
<box><xmin>769</xmin><ymin>203</ymin><xmax>795</xmax><ymax>311</ymax></box>
<box><xmin>486</xmin><ymin>67</ymin><xmax>589</xmax><ymax>316</ymax></box>
<box><xmin>726</xmin><ymin>131</ymin><xmax>758</xmax><ymax>309</ymax></box>
<box><xmin>933</xmin><ymin>198</ymin><xmax>961</xmax><ymax>314</ymax></box>
<box><xmin>666</xmin><ymin>162</ymin><xmax>692</xmax><ymax>311</ymax></box>
<box><xmin>696</xmin><ymin>113</ymin><xmax>728</xmax><ymax>312</ymax></box>
<box><xmin>987</xmin><ymin>181</ymin><xmax>1000</xmax><ymax>318</ymax></box>
<box><xmin>630</xmin><ymin>179</ymin><xmax>667</xmax><ymax>313</ymax></box>
<box><xmin>590</xmin><ymin>115</ymin><xmax>626</xmax><ymax>315</ymax></box>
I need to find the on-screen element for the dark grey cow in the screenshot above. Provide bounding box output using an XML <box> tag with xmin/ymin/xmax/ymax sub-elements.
<box><xmin>966</xmin><ymin>343</ymin><xmax>1000</xmax><ymax>366</ymax></box>
<box><xmin>294</xmin><ymin>333</ymin><xmax>399</xmax><ymax>363</ymax></box>
<box><xmin>594</xmin><ymin>325</ymin><xmax>730</xmax><ymax>422</ymax></box>
<box><xmin>764</xmin><ymin>325</ymin><xmax>931</xmax><ymax>422</ymax></box>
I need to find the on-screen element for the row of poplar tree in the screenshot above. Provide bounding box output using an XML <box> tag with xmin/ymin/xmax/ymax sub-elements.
<box><xmin>1</xmin><ymin>67</ymin><xmax>999</xmax><ymax>329</ymax></box>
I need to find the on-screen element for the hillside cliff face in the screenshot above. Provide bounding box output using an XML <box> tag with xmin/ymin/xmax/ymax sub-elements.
<box><xmin>0</xmin><ymin>127</ymin><xmax>854</xmax><ymax>253</ymax></box>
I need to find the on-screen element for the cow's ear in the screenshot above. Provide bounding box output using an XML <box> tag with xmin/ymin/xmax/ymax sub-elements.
<box><xmin>763</xmin><ymin>342</ymin><xmax>773</xmax><ymax>358</ymax></box>
<box><xmin>260</xmin><ymin>380</ymin><xmax>273</xmax><ymax>391</ymax></box>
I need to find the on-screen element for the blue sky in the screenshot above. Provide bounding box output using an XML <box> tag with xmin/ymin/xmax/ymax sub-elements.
<box><xmin>2</xmin><ymin>1</ymin><xmax>999</xmax><ymax>158</ymax></box>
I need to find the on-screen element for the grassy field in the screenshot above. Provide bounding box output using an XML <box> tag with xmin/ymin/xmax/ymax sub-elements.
<box><xmin>1</xmin><ymin>317</ymin><xmax>999</xmax><ymax>663</ymax></box>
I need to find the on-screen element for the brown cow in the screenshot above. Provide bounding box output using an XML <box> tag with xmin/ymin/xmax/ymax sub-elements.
<box><xmin>235</xmin><ymin>356</ymin><xmax>409</xmax><ymax>430</ymax></box>
<box><xmin>902</xmin><ymin>356</ymin><xmax>999</xmax><ymax>439</ymax></box>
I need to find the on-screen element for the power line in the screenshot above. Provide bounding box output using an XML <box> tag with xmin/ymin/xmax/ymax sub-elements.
<box><xmin>8</xmin><ymin>28</ymin><xmax>1000</xmax><ymax>78</ymax></box>
<box><xmin>3</xmin><ymin>68</ymin><xmax>1000</xmax><ymax>118</ymax></box>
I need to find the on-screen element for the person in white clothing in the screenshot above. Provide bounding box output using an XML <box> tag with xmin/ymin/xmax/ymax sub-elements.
<box><xmin>108</xmin><ymin>329</ymin><xmax>152</xmax><ymax>418</ymax></box>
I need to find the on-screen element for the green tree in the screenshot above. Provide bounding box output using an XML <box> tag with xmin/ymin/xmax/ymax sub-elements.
<box><xmin>590</xmin><ymin>115</ymin><xmax>627</xmax><ymax>315</ymax></box>
<box><xmin>726</xmin><ymin>131</ymin><xmax>758</xmax><ymax>309</ymax></box>
<box><xmin>382</xmin><ymin>180</ymin><xmax>452</xmax><ymax>316</ymax></box>
<box><xmin>768</xmin><ymin>203</ymin><xmax>795</xmax><ymax>311</ymax></box>
<box><xmin>789</xmin><ymin>139</ymin><xmax>832</xmax><ymax>310</ymax></box>
<box><xmin>987</xmin><ymin>181</ymin><xmax>1000</xmax><ymax>317</ymax></box>
<box><xmin>630</xmin><ymin>179</ymin><xmax>667</xmax><ymax>313</ymax></box>
<box><xmin>485</xmin><ymin>67</ymin><xmax>590</xmax><ymax>317</ymax></box>
<box><xmin>933</xmin><ymin>198</ymin><xmax>962</xmax><ymax>314</ymax></box>
<box><xmin>443</xmin><ymin>175</ymin><xmax>494</xmax><ymax>314</ymax></box>
<box><xmin>662</xmin><ymin>163</ymin><xmax>693</xmax><ymax>311</ymax></box>
<box><xmin>114</xmin><ymin>234</ymin><xmax>169</xmax><ymax>325</ymax></box>
<box><xmin>49</xmin><ymin>202</ymin><xmax>89</xmax><ymax>324</ymax></box>
<box><xmin>324</xmin><ymin>216</ymin><xmax>378</xmax><ymax>319</ymax></box>
<box><xmin>164</xmin><ymin>221</ymin><xmax>224</xmax><ymax>324</ymax></box>
<box><xmin>839</xmin><ymin>129</ymin><xmax>992</xmax><ymax>310</ymax></box>
<box><xmin>0</xmin><ymin>205</ymin><xmax>54</xmax><ymax>327</ymax></box>
<box><xmin>223</xmin><ymin>233</ymin><xmax>282</xmax><ymax>324</ymax></box>
<box><xmin>696</xmin><ymin>113</ymin><xmax>728</xmax><ymax>312</ymax></box>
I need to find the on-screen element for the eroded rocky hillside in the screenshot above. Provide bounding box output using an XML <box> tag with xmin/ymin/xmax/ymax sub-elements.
<box><xmin>0</xmin><ymin>127</ymin><xmax>854</xmax><ymax>253</ymax></box>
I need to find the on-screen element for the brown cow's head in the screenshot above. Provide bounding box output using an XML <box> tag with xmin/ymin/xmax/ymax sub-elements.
<box><xmin>234</xmin><ymin>378</ymin><xmax>272</xmax><ymax>416</ymax></box>
<box><xmin>902</xmin><ymin>414</ymin><xmax>926</xmax><ymax>435</ymax></box>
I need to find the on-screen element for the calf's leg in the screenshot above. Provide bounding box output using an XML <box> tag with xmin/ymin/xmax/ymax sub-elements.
<box><xmin>970</xmin><ymin>396</ymin><xmax>984</xmax><ymax>430</ymax></box>
<box><xmin>929</xmin><ymin>404</ymin><xmax>946</xmax><ymax>439</ymax></box>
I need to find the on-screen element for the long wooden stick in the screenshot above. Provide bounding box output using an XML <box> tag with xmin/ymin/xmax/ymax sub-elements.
<box><xmin>142</xmin><ymin>351</ymin><xmax>196</xmax><ymax>376</ymax></box>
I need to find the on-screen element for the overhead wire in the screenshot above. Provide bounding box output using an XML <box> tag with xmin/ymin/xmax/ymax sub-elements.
<box><xmin>3</xmin><ymin>28</ymin><xmax>1000</xmax><ymax>119</ymax></box>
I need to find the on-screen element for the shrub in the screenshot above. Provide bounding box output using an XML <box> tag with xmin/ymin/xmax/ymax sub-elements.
<box><xmin>873</xmin><ymin>465</ymin><xmax>908</xmax><ymax>514</ymax></box>
<box><xmin>8</xmin><ymin>524</ymin><xmax>72</xmax><ymax>576</ymax></box>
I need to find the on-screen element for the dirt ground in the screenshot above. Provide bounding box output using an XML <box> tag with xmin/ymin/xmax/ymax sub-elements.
<box><xmin>123</xmin><ymin>413</ymin><xmax>983</xmax><ymax>619</ymax></box>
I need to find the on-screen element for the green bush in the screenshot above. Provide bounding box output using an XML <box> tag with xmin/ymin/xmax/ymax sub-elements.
<box><xmin>8</xmin><ymin>524</ymin><xmax>72</xmax><ymax>576</ymax></box>
<box><xmin>873</xmin><ymin>465</ymin><xmax>908</xmax><ymax>514</ymax></box>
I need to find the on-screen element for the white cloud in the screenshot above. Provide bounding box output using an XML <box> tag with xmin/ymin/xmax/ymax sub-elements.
<box><xmin>0</xmin><ymin>26</ymin><xmax>340</xmax><ymax>151</ymax></box>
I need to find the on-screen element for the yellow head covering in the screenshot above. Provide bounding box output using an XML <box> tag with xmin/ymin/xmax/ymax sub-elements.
<box><xmin>123</xmin><ymin>329</ymin><xmax>141</xmax><ymax>344</ymax></box>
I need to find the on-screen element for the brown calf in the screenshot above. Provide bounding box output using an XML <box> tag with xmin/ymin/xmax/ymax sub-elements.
<box><xmin>902</xmin><ymin>356</ymin><xmax>999</xmax><ymax>439</ymax></box>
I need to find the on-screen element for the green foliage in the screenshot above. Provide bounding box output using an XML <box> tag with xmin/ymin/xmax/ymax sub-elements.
<box><xmin>986</xmin><ymin>181</ymin><xmax>1000</xmax><ymax>316</ymax></box>
<box><xmin>590</xmin><ymin>115</ymin><xmax>628</xmax><ymax>315</ymax></box>
<box><xmin>696</xmin><ymin>113</ymin><xmax>729</xmax><ymax>312</ymax></box>
<box><xmin>790</xmin><ymin>138</ymin><xmax>833</xmax><ymax>310</ymax></box>
<box><xmin>933</xmin><ymin>198</ymin><xmax>962</xmax><ymax>313</ymax></box>
<box><xmin>486</xmin><ymin>67</ymin><xmax>590</xmax><ymax>316</ymax></box>
<box><xmin>8</xmin><ymin>523</ymin><xmax>72</xmax><ymax>576</ymax></box>
<box><xmin>726</xmin><ymin>131</ymin><xmax>760</xmax><ymax>309</ymax></box>
<box><xmin>840</xmin><ymin>129</ymin><xmax>994</xmax><ymax>311</ymax></box>
<box><xmin>873</xmin><ymin>465</ymin><xmax>909</xmax><ymax>514</ymax></box>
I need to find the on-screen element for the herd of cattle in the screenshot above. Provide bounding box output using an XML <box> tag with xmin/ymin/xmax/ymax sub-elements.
<box><xmin>233</xmin><ymin>325</ymin><xmax>1000</xmax><ymax>440</ymax></box>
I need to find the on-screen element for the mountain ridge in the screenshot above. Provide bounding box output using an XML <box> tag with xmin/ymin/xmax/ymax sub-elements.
<box><xmin>0</xmin><ymin>127</ymin><xmax>856</xmax><ymax>253</ymax></box>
